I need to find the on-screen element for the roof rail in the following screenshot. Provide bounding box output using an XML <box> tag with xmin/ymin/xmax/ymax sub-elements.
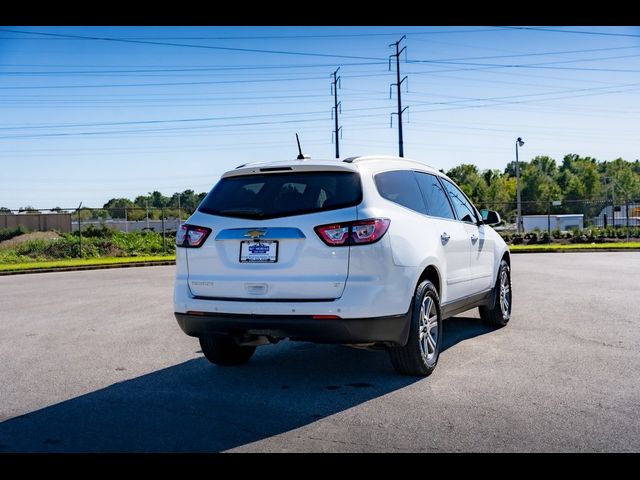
<box><xmin>343</xmin><ymin>155</ymin><xmax>436</xmax><ymax>170</ymax></box>
<box><xmin>235</xmin><ymin>160</ymin><xmax>273</xmax><ymax>169</ymax></box>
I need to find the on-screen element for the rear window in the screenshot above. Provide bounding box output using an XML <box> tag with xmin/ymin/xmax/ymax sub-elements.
<box><xmin>198</xmin><ymin>171</ymin><xmax>362</xmax><ymax>220</ymax></box>
<box><xmin>374</xmin><ymin>170</ymin><xmax>427</xmax><ymax>214</ymax></box>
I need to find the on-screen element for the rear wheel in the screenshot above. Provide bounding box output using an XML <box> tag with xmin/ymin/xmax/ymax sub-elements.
<box><xmin>479</xmin><ymin>259</ymin><xmax>511</xmax><ymax>327</ymax></box>
<box><xmin>389</xmin><ymin>281</ymin><xmax>443</xmax><ymax>376</ymax></box>
<box><xmin>199</xmin><ymin>335</ymin><xmax>256</xmax><ymax>366</ymax></box>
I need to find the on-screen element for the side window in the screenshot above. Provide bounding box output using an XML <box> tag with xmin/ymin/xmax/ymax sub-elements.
<box><xmin>414</xmin><ymin>172</ymin><xmax>456</xmax><ymax>220</ymax></box>
<box><xmin>374</xmin><ymin>170</ymin><xmax>427</xmax><ymax>214</ymax></box>
<box><xmin>440</xmin><ymin>178</ymin><xmax>479</xmax><ymax>224</ymax></box>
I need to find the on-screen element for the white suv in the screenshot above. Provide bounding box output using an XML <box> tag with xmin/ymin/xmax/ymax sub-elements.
<box><xmin>174</xmin><ymin>156</ymin><xmax>511</xmax><ymax>376</ymax></box>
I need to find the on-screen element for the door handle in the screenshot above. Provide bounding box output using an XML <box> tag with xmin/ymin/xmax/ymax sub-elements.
<box><xmin>441</xmin><ymin>232</ymin><xmax>450</xmax><ymax>242</ymax></box>
<box><xmin>470</xmin><ymin>233</ymin><xmax>479</xmax><ymax>242</ymax></box>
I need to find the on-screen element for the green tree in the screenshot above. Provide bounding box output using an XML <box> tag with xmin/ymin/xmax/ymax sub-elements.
<box><xmin>0</xmin><ymin>207</ymin><xmax>11</xmax><ymax>214</ymax></box>
<box><xmin>19</xmin><ymin>206</ymin><xmax>40</xmax><ymax>213</ymax></box>
<box><xmin>521</xmin><ymin>156</ymin><xmax>562</xmax><ymax>214</ymax></box>
<box><xmin>77</xmin><ymin>208</ymin><xmax>93</xmax><ymax>221</ymax></box>
<box><xmin>603</xmin><ymin>158</ymin><xmax>640</xmax><ymax>200</ymax></box>
<box><xmin>149</xmin><ymin>190</ymin><xmax>170</xmax><ymax>208</ymax></box>
<box><xmin>103</xmin><ymin>198</ymin><xmax>134</xmax><ymax>219</ymax></box>
<box><xmin>445</xmin><ymin>164</ymin><xmax>487</xmax><ymax>205</ymax></box>
<box><xmin>481</xmin><ymin>170</ymin><xmax>516</xmax><ymax>220</ymax></box>
<box><xmin>559</xmin><ymin>154</ymin><xmax>602</xmax><ymax>201</ymax></box>
<box><xmin>169</xmin><ymin>189</ymin><xmax>203</xmax><ymax>214</ymax></box>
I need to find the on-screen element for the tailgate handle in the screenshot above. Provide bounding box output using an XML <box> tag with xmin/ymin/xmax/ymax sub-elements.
<box><xmin>245</xmin><ymin>283</ymin><xmax>268</xmax><ymax>295</ymax></box>
<box><xmin>216</xmin><ymin>228</ymin><xmax>305</xmax><ymax>240</ymax></box>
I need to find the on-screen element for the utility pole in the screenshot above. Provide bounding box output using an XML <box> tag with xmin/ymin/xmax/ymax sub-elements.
<box><xmin>515</xmin><ymin>137</ymin><xmax>525</xmax><ymax>233</ymax></box>
<box><xmin>389</xmin><ymin>35</ymin><xmax>408</xmax><ymax>157</ymax></box>
<box><xmin>331</xmin><ymin>67</ymin><xmax>342</xmax><ymax>158</ymax></box>
<box><xmin>76</xmin><ymin>202</ymin><xmax>83</xmax><ymax>257</ymax></box>
<box><xmin>161</xmin><ymin>206</ymin><xmax>166</xmax><ymax>253</ymax></box>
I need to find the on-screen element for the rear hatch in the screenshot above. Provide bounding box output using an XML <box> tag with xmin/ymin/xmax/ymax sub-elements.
<box><xmin>186</xmin><ymin>166</ymin><xmax>361</xmax><ymax>300</ymax></box>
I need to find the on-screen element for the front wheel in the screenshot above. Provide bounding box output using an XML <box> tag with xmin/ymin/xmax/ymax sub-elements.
<box><xmin>479</xmin><ymin>259</ymin><xmax>511</xmax><ymax>327</ymax></box>
<box><xmin>199</xmin><ymin>335</ymin><xmax>256</xmax><ymax>366</ymax></box>
<box><xmin>389</xmin><ymin>280</ymin><xmax>443</xmax><ymax>376</ymax></box>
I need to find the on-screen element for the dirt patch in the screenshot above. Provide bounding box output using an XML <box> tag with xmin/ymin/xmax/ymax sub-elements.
<box><xmin>0</xmin><ymin>231</ymin><xmax>61</xmax><ymax>249</ymax></box>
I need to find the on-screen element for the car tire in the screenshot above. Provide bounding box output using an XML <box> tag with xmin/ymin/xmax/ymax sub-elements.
<box><xmin>479</xmin><ymin>259</ymin><xmax>511</xmax><ymax>328</ymax></box>
<box><xmin>389</xmin><ymin>280</ymin><xmax>443</xmax><ymax>377</ymax></box>
<box><xmin>199</xmin><ymin>335</ymin><xmax>256</xmax><ymax>366</ymax></box>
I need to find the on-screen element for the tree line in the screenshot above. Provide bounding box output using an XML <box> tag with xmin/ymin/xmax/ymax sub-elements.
<box><xmin>2</xmin><ymin>154</ymin><xmax>639</xmax><ymax>223</ymax></box>
<box><xmin>444</xmin><ymin>154</ymin><xmax>639</xmax><ymax>222</ymax></box>
<box><xmin>99</xmin><ymin>189</ymin><xmax>208</xmax><ymax>221</ymax></box>
<box><xmin>0</xmin><ymin>190</ymin><xmax>208</xmax><ymax>221</ymax></box>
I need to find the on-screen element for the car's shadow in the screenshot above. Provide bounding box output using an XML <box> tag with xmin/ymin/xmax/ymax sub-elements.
<box><xmin>0</xmin><ymin>316</ymin><xmax>495</xmax><ymax>452</ymax></box>
<box><xmin>442</xmin><ymin>315</ymin><xmax>495</xmax><ymax>352</ymax></box>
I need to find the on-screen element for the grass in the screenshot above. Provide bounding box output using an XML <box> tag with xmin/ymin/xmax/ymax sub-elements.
<box><xmin>510</xmin><ymin>242</ymin><xmax>640</xmax><ymax>252</ymax></box>
<box><xmin>0</xmin><ymin>255</ymin><xmax>176</xmax><ymax>272</ymax></box>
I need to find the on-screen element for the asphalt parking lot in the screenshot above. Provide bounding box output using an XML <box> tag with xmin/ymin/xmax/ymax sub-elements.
<box><xmin>0</xmin><ymin>252</ymin><xmax>639</xmax><ymax>452</ymax></box>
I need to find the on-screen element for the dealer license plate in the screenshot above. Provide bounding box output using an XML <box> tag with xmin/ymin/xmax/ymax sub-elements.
<box><xmin>239</xmin><ymin>240</ymin><xmax>278</xmax><ymax>263</ymax></box>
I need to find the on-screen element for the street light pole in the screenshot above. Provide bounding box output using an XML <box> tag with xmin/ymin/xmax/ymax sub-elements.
<box><xmin>515</xmin><ymin>137</ymin><xmax>525</xmax><ymax>233</ymax></box>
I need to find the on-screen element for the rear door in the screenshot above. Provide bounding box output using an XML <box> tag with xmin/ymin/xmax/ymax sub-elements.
<box><xmin>439</xmin><ymin>177</ymin><xmax>494</xmax><ymax>294</ymax></box>
<box><xmin>373</xmin><ymin>170</ymin><xmax>470</xmax><ymax>304</ymax></box>
<box><xmin>185</xmin><ymin>169</ymin><xmax>362</xmax><ymax>300</ymax></box>
<box><xmin>413</xmin><ymin>171</ymin><xmax>471</xmax><ymax>303</ymax></box>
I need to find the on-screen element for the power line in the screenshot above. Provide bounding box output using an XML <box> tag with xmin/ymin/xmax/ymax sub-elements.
<box><xmin>0</xmin><ymin>103</ymin><xmax>395</xmax><ymax>132</ymax></box>
<box><xmin>0</xmin><ymin>62</ymin><xmax>387</xmax><ymax>75</ymax></box>
<box><xmin>494</xmin><ymin>26</ymin><xmax>640</xmax><ymax>38</ymax></box>
<box><xmin>0</xmin><ymin>76</ymin><xmax>332</xmax><ymax>90</ymax></box>
<box><xmin>408</xmin><ymin>45</ymin><xmax>640</xmax><ymax>64</ymax></box>
<box><xmin>0</xmin><ymin>28</ymin><xmax>500</xmax><ymax>41</ymax></box>
<box><xmin>0</xmin><ymin>28</ymin><xmax>388</xmax><ymax>61</ymax></box>
<box><xmin>0</xmin><ymin>105</ymin><xmax>398</xmax><ymax>139</ymax></box>
<box><xmin>6</xmin><ymin>45</ymin><xmax>636</xmax><ymax>76</ymax></box>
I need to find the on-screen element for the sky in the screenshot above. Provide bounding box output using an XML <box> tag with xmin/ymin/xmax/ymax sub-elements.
<box><xmin>0</xmin><ymin>25</ymin><xmax>639</xmax><ymax>210</ymax></box>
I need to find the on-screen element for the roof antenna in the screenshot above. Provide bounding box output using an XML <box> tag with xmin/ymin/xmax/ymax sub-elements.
<box><xmin>295</xmin><ymin>133</ymin><xmax>307</xmax><ymax>160</ymax></box>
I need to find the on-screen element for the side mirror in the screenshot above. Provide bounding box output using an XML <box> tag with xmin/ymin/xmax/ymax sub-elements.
<box><xmin>480</xmin><ymin>209</ymin><xmax>501</xmax><ymax>226</ymax></box>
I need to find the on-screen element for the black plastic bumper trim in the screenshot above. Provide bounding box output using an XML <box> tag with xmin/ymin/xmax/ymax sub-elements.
<box><xmin>175</xmin><ymin>309</ymin><xmax>411</xmax><ymax>346</ymax></box>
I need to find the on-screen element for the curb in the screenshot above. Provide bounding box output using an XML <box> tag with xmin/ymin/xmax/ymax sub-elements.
<box><xmin>0</xmin><ymin>260</ymin><xmax>175</xmax><ymax>276</ymax></box>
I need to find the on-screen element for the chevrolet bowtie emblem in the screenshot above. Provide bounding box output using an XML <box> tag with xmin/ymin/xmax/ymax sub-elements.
<box><xmin>244</xmin><ymin>229</ymin><xmax>267</xmax><ymax>238</ymax></box>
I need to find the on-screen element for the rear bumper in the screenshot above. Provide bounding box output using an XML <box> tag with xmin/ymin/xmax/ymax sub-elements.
<box><xmin>174</xmin><ymin>310</ymin><xmax>411</xmax><ymax>346</ymax></box>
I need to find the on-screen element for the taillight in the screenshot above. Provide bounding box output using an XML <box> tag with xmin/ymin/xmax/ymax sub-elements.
<box><xmin>314</xmin><ymin>218</ymin><xmax>390</xmax><ymax>246</ymax></box>
<box><xmin>176</xmin><ymin>224</ymin><xmax>212</xmax><ymax>248</ymax></box>
<box><xmin>351</xmin><ymin>218</ymin><xmax>390</xmax><ymax>244</ymax></box>
<box><xmin>314</xmin><ymin>224</ymin><xmax>350</xmax><ymax>246</ymax></box>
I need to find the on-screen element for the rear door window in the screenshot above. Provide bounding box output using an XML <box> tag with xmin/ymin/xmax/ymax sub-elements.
<box><xmin>414</xmin><ymin>172</ymin><xmax>456</xmax><ymax>220</ymax></box>
<box><xmin>198</xmin><ymin>171</ymin><xmax>362</xmax><ymax>220</ymax></box>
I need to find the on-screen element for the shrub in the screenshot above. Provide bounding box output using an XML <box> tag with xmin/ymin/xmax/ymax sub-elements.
<box><xmin>511</xmin><ymin>233</ymin><xmax>523</xmax><ymax>245</ymax></box>
<box><xmin>5</xmin><ymin>230</ymin><xmax>174</xmax><ymax>260</ymax></box>
<box><xmin>0</xmin><ymin>225</ymin><xmax>28</xmax><ymax>242</ymax></box>
<box><xmin>73</xmin><ymin>224</ymin><xmax>114</xmax><ymax>239</ymax></box>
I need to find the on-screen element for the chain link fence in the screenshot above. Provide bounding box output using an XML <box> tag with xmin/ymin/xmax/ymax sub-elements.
<box><xmin>3</xmin><ymin>199</ymin><xmax>639</xmax><ymax>245</ymax></box>
<box><xmin>479</xmin><ymin>199</ymin><xmax>640</xmax><ymax>231</ymax></box>
<box><xmin>1</xmin><ymin>206</ymin><xmax>190</xmax><ymax>255</ymax></box>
